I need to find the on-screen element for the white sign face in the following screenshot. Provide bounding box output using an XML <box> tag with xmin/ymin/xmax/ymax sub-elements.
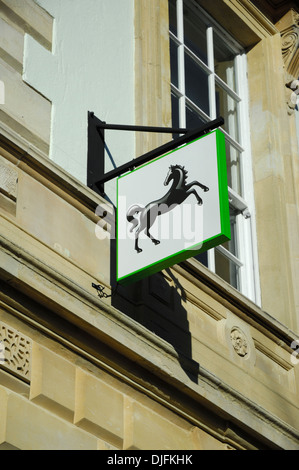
<box><xmin>117</xmin><ymin>129</ymin><xmax>230</xmax><ymax>284</ymax></box>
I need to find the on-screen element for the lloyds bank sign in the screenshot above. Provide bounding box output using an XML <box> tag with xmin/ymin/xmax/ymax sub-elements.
<box><xmin>116</xmin><ymin>129</ymin><xmax>230</xmax><ymax>284</ymax></box>
<box><xmin>88</xmin><ymin>113</ymin><xmax>230</xmax><ymax>286</ymax></box>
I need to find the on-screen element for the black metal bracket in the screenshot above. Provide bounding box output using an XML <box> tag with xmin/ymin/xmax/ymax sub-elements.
<box><xmin>92</xmin><ymin>282</ymin><xmax>118</xmax><ymax>299</ymax></box>
<box><xmin>87</xmin><ymin>111</ymin><xmax>224</xmax><ymax>195</ymax></box>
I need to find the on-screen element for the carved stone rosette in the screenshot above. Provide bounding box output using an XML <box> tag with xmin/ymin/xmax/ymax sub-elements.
<box><xmin>218</xmin><ymin>314</ymin><xmax>256</xmax><ymax>367</ymax></box>
<box><xmin>230</xmin><ymin>327</ymin><xmax>249</xmax><ymax>357</ymax></box>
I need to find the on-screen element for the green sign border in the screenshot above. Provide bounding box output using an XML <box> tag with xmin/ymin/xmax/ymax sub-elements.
<box><xmin>116</xmin><ymin>129</ymin><xmax>230</xmax><ymax>285</ymax></box>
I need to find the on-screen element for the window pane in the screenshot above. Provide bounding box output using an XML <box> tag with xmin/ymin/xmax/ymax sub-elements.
<box><xmin>183</xmin><ymin>5</ymin><xmax>208</xmax><ymax>64</ymax></box>
<box><xmin>185</xmin><ymin>53</ymin><xmax>209</xmax><ymax>115</ymax></box>
<box><xmin>195</xmin><ymin>251</ymin><xmax>208</xmax><ymax>267</ymax></box>
<box><xmin>222</xmin><ymin>209</ymin><xmax>238</xmax><ymax>257</ymax></box>
<box><xmin>186</xmin><ymin>105</ymin><xmax>205</xmax><ymax>129</ymax></box>
<box><xmin>213</xmin><ymin>30</ymin><xmax>237</xmax><ymax>91</ymax></box>
<box><xmin>215</xmin><ymin>249</ymin><xmax>239</xmax><ymax>289</ymax></box>
<box><xmin>225</xmin><ymin>140</ymin><xmax>242</xmax><ymax>195</ymax></box>
<box><xmin>169</xmin><ymin>0</ymin><xmax>177</xmax><ymax>35</ymax></box>
<box><xmin>216</xmin><ymin>84</ymin><xmax>239</xmax><ymax>142</ymax></box>
<box><xmin>171</xmin><ymin>92</ymin><xmax>179</xmax><ymax>127</ymax></box>
<box><xmin>171</xmin><ymin>92</ymin><xmax>180</xmax><ymax>138</ymax></box>
<box><xmin>170</xmin><ymin>38</ymin><xmax>178</xmax><ymax>89</ymax></box>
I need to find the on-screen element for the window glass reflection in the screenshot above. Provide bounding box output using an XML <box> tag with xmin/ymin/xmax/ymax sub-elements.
<box><xmin>216</xmin><ymin>84</ymin><xmax>239</xmax><ymax>142</ymax></box>
<box><xmin>225</xmin><ymin>140</ymin><xmax>242</xmax><ymax>195</ymax></box>
<box><xmin>170</xmin><ymin>38</ymin><xmax>178</xmax><ymax>89</ymax></box>
<box><xmin>185</xmin><ymin>54</ymin><xmax>209</xmax><ymax>115</ymax></box>
<box><xmin>171</xmin><ymin>92</ymin><xmax>180</xmax><ymax>139</ymax></box>
<box><xmin>222</xmin><ymin>209</ymin><xmax>238</xmax><ymax>257</ymax></box>
<box><xmin>215</xmin><ymin>249</ymin><xmax>239</xmax><ymax>289</ymax></box>
<box><xmin>183</xmin><ymin>6</ymin><xmax>208</xmax><ymax>64</ymax></box>
<box><xmin>186</xmin><ymin>105</ymin><xmax>205</xmax><ymax>129</ymax></box>
<box><xmin>213</xmin><ymin>30</ymin><xmax>237</xmax><ymax>91</ymax></box>
<box><xmin>169</xmin><ymin>0</ymin><xmax>177</xmax><ymax>35</ymax></box>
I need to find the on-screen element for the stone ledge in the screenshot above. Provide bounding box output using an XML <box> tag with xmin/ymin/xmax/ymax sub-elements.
<box><xmin>0</xmin><ymin>0</ymin><xmax>52</xmax><ymax>51</ymax></box>
<box><xmin>0</xmin><ymin>229</ymin><xmax>299</xmax><ymax>449</ymax></box>
<box><xmin>180</xmin><ymin>258</ymin><xmax>298</xmax><ymax>349</ymax></box>
<box><xmin>0</xmin><ymin>128</ymin><xmax>114</xmax><ymax>227</ymax></box>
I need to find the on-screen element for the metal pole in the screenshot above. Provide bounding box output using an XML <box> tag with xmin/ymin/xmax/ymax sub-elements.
<box><xmin>95</xmin><ymin>116</ymin><xmax>224</xmax><ymax>189</ymax></box>
<box><xmin>96</xmin><ymin>122</ymin><xmax>189</xmax><ymax>134</ymax></box>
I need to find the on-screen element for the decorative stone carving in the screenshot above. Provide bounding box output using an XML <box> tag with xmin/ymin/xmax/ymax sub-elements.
<box><xmin>278</xmin><ymin>9</ymin><xmax>299</xmax><ymax>77</ymax></box>
<box><xmin>0</xmin><ymin>156</ymin><xmax>18</xmax><ymax>201</ymax></box>
<box><xmin>230</xmin><ymin>327</ymin><xmax>249</xmax><ymax>357</ymax></box>
<box><xmin>286</xmin><ymin>79</ymin><xmax>299</xmax><ymax>114</ymax></box>
<box><xmin>281</xmin><ymin>28</ymin><xmax>299</xmax><ymax>76</ymax></box>
<box><xmin>276</xmin><ymin>9</ymin><xmax>299</xmax><ymax>114</ymax></box>
<box><xmin>0</xmin><ymin>322</ymin><xmax>32</xmax><ymax>381</ymax></box>
<box><xmin>218</xmin><ymin>314</ymin><xmax>256</xmax><ymax>366</ymax></box>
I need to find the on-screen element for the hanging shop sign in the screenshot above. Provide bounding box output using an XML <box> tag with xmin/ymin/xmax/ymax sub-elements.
<box><xmin>116</xmin><ymin>129</ymin><xmax>230</xmax><ymax>285</ymax></box>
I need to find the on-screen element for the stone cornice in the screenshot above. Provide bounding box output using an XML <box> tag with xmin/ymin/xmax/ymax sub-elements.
<box><xmin>227</xmin><ymin>0</ymin><xmax>279</xmax><ymax>36</ymax></box>
<box><xmin>197</xmin><ymin>0</ymin><xmax>278</xmax><ymax>48</ymax></box>
<box><xmin>251</xmin><ymin>0</ymin><xmax>298</xmax><ymax>24</ymax></box>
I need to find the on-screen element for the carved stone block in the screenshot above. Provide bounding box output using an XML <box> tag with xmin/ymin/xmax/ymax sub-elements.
<box><xmin>0</xmin><ymin>156</ymin><xmax>18</xmax><ymax>201</ymax></box>
<box><xmin>0</xmin><ymin>322</ymin><xmax>32</xmax><ymax>382</ymax></box>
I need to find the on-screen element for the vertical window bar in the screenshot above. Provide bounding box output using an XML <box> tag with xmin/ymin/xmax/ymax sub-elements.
<box><xmin>206</xmin><ymin>25</ymin><xmax>216</xmax><ymax>272</ymax></box>
<box><xmin>207</xmin><ymin>26</ymin><xmax>216</xmax><ymax>120</ymax></box>
<box><xmin>177</xmin><ymin>0</ymin><xmax>186</xmax><ymax>128</ymax></box>
<box><xmin>235</xmin><ymin>53</ymin><xmax>261</xmax><ymax>304</ymax></box>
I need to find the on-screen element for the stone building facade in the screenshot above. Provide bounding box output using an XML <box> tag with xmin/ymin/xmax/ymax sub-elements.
<box><xmin>0</xmin><ymin>0</ymin><xmax>298</xmax><ymax>450</ymax></box>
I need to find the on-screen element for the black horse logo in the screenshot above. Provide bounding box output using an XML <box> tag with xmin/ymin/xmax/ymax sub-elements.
<box><xmin>126</xmin><ymin>165</ymin><xmax>209</xmax><ymax>253</ymax></box>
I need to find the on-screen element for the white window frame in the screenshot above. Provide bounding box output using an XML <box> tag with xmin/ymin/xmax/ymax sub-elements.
<box><xmin>169</xmin><ymin>0</ymin><xmax>261</xmax><ymax>305</ymax></box>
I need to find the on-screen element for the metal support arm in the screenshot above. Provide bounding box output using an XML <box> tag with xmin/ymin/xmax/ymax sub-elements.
<box><xmin>87</xmin><ymin>111</ymin><xmax>224</xmax><ymax>195</ymax></box>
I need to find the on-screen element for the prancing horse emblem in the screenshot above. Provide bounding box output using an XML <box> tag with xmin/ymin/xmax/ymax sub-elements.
<box><xmin>126</xmin><ymin>164</ymin><xmax>209</xmax><ymax>253</ymax></box>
